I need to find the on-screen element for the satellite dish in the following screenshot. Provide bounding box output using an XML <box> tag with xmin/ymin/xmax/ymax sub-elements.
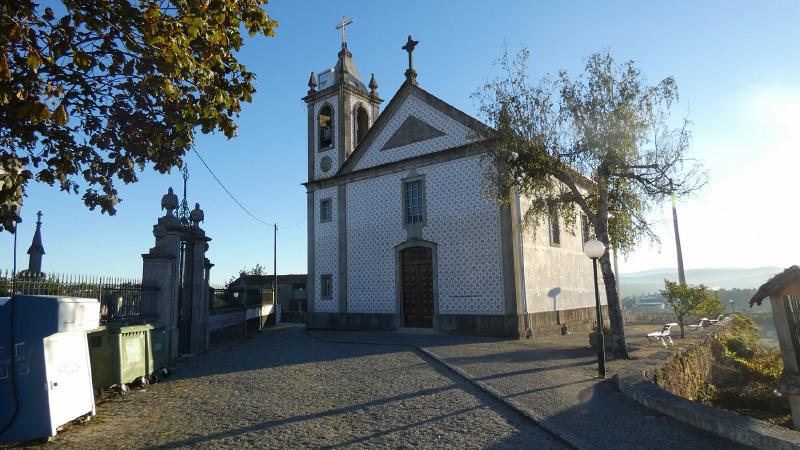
<box><xmin>547</xmin><ymin>287</ymin><xmax>561</xmax><ymax>299</ymax></box>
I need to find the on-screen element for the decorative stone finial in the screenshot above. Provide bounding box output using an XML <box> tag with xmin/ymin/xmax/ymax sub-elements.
<box><xmin>161</xmin><ymin>187</ymin><xmax>179</xmax><ymax>217</ymax></box>
<box><xmin>308</xmin><ymin>72</ymin><xmax>317</xmax><ymax>93</ymax></box>
<box><xmin>190</xmin><ymin>202</ymin><xmax>204</xmax><ymax>227</ymax></box>
<box><xmin>369</xmin><ymin>73</ymin><xmax>378</xmax><ymax>95</ymax></box>
<box><xmin>402</xmin><ymin>35</ymin><xmax>419</xmax><ymax>85</ymax></box>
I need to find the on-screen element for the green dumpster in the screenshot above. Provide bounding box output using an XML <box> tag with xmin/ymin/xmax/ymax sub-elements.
<box><xmin>145</xmin><ymin>324</ymin><xmax>168</xmax><ymax>376</ymax></box>
<box><xmin>87</xmin><ymin>324</ymin><xmax>149</xmax><ymax>390</ymax></box>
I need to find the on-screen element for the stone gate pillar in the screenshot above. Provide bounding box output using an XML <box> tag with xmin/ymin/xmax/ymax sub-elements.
<box><xmin>188</xmin><ymin>203</ymin><xmax>211</xmax><ymax>355</ymax></box>
<box><xmin>142</xmin><ymin>187</ymin><xmax>184</xmax><ymax>364</ymax></box>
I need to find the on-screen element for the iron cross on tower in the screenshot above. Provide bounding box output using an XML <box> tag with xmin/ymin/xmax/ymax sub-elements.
<box><xmin>336</xmin><ymin>16</ymin><xmax>354</xmax><ymax>48</ymax></box>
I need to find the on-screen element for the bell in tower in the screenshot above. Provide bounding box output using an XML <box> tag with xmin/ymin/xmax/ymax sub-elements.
<box><xmin>303</xmin><ymin>16</ymin><xmax>383</xmax><ymax>182</ymax></box>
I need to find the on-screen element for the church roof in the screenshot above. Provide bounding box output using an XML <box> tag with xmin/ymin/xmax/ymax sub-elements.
<box><xmin>333</xmin><ymin>46</ymin><xmax>367</xmax><ymax>92</ymax></box>
<box><xmin>314</xmin><ymin>45</ymin><xmax>368</xmax><ymax>94</ymax></box>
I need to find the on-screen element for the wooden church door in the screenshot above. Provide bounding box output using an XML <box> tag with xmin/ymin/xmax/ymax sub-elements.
<box><xmin>401</xmin><ymin>246</ymin><xmax>434</xmax><ymax>328</ymax></box>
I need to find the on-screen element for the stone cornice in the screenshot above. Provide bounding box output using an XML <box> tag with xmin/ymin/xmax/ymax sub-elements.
<box><xmin>303</xmin><ymin>83</ymin><xmax>383</xmax><ymax>105</ymax></box>
<box><xmin>304</xmin><ymin>140</ymin><xmax>493</xmax><ymax>191</ymax></box>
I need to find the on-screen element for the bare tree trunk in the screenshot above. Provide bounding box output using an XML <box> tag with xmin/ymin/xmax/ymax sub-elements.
<box><xmin>595</xmin><ymin>183</ymin><xmax>629</xmax><ymax>359</ymax></box>
<box><xmin>679</xmin><ymin>314</ymin><xmax>685</xmax><ymax>339</ymax></box>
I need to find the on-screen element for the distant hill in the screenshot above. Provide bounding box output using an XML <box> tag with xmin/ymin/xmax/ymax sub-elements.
<box><xmin>619</xmin><ymin>266</ymin><xmax>782</xmax><ymax>297</ymax></box>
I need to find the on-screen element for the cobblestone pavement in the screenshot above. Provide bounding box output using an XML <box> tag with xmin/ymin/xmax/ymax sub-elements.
<box><xmin>312</xmin><ymin>326</ymin><xmax>751</xmax><ymax>450</ymax></box>
<box><xmin>43</xmin><ymin>325</ymin><xmax>565</xmax><ymax>449</ymax></box>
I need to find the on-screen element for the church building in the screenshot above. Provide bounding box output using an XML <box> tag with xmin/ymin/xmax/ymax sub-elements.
<box><xmin>304</xmin><ymin>32</ymin><xmax>608</xmax><ymax>338</ymax></box>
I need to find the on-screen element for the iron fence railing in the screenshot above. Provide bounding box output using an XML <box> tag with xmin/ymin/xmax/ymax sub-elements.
<box><xmin>100</xmin><ymin>285</ymin><xmax>159</xmax><ymax>323</ymax></box>
<box><xmin>0</xmin><ymin>270</ymin><xmax>159</xmax><ymax>324</ymax></box>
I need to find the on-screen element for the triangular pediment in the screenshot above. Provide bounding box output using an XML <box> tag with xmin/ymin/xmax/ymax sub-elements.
<box><xmin>381</xmin><ymin>116</ymin><xmax>446</xmax><ymax>151</ymax></box>
<box><xmin>339</xmin><ymin>83</ymin><xmax>487</xmax><ymax>174</ymax></box>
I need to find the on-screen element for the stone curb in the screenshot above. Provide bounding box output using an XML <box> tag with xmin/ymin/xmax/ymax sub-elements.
<box><xmin>613</xmin><ymin>324</ymin><xmax>800</xmax><ymax>450</ymax></box>
<box><xmin>306</xmin><ymin>330</ymin><xmax>585</xmax><ymax>450</ymax></box>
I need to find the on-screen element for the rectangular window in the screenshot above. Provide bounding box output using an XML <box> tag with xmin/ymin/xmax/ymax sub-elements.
<box><xmin>581</xmin><ymin>213</ymin><xmax>590</xmax><ymax>243</ymax></box>
<box><xmin>320</xmin><ymin>274</ymin><xmax>332</xmax><ymax>299</ymax></box>
<box><xmin>320</xmin><ymin>199</ymin><xmax>332</xmax><ymax>223</ymax></box>
<box><xmin>549</xmin><ymin>205</ymin><xmax>560</xmax><ymax>246</ymax></box>
<box><xmin>405</xmin><ymin>180</ymin><xmax>424</xmax><ymax>224</ymax></box>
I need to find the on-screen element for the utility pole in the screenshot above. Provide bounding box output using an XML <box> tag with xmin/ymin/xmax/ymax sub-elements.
<box><xmin>671</xmin><ymin>181</ymin><xmax>687</xmax><ymax>286</ymax></box>
<box><xmin>273</xmin><ymin>223</ymin><xmax>278</xmax><ymax>310</ymax></box>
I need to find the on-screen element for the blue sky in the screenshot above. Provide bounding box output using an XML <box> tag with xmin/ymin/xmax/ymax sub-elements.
<box><xmin>3</xmin><ymin>1</ymin><xmax>799</xmax><ymax>284</ymax></box>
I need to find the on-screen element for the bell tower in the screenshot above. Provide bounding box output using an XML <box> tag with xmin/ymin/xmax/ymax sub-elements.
<box><xmin>303</xmin><ymin>17</ymin><xmax>382</xmax><ymax>182</ymax></box>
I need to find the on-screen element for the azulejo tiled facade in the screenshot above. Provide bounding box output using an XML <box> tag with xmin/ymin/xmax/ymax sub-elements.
<box><xmin>423</xmin><ymin>156</ymin><xmax>504</xmax><ymax>314</ymax></box>
<box><xmin>313</xmin><ymin>187</ymin><xmax>338</xmax><ymax>313</ymax></box>
<box><xmin>345</xmin><ymin>154</ymin><xmax>503</xmax><ymax>315</ymax></box>
<box><xmin>346</xmin><ymin>174</ymin><xmax>405</xmax><ymax>313</ymax></box>
<box><xmin>305</xmin><ymin>42</ymin><xmax>608</xmax><ymax>337</ymax></box>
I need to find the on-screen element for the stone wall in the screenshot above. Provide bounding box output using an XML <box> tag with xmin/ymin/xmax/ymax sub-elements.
<box><xmin>528</xmin><ymin>305</ymin><xmax>609</xmax><ymax>336</ymax></box>
<box><xmin>615</xmin><ymin>317</ymin><xmax>800</xmax><ymax>449</ymax></box>
<box><xmin>649</xmin><ymin>320</ymin><xmax>726</xmax><ymax>400</ymax></box>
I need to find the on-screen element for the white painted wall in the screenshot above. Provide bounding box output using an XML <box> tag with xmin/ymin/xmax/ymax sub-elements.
<box><xmin>519</xmin><ymin>197</ymin><xmax>608</xmax><ymax>314</ymax></box>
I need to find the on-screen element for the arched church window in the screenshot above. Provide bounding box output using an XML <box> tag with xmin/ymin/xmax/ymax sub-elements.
<box><xmin>319</xmin><ymin>105</ymin><xmax>333</xmax><ymax>149</ymax></box>
<box><xmin>355</xmin><ymin>105</ymin><xmax>369</xmax><ymax>147</ymax></box>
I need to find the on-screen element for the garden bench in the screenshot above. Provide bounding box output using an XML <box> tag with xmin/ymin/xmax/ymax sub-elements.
<box><xmin>647</xmin><ymin>322</ymin><xmax>678</xmax><ymax>348</ymax></box>
<box><xmin>688</xmin><ymin>317</ymin><xmax>710</xmax><ymax>331</ymax></box>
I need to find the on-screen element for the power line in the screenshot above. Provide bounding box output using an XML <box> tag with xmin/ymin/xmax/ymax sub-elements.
<box><xmin>281</xmin><ymin>217</ymin><xmax>306</xmax><ymax>230</ymax></box>
<box><xmin>192</xmin><ymin>147</ymin><xmax>295</xmax><ymax>229</ymax></box>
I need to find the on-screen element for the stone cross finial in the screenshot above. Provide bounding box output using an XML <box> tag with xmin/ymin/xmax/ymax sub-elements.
<box><xmin>336</xmin><ymin>16</ymin><xmax>354</xmax><ymax>49</ymax></box>
<box><xmin>402</xmin><ymin>35</ymin><xmax>419</xmax><ymax>85</ymax></box>
<box><xmin>36</xmin><ymin>210</ymin><xmax>42</xmax><ymax>226</ymax></box>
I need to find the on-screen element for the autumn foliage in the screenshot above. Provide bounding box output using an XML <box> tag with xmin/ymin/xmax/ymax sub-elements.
<box><xmin>0</xmin><ymin>1</ymin><xmax>278</xmax><ymax>232</ymax></box>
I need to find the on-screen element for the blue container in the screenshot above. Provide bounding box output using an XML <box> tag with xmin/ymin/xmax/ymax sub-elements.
<box><xmin>0</xmin><ymin>295</ymin><xmax>99</xmax><ymax>445</ymax></box>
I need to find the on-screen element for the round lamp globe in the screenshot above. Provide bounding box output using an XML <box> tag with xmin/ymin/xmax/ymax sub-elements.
<box><xmin>583</xmin><ymin>239</ymin><xmax>606</xmax><ymax>259</ymax></box>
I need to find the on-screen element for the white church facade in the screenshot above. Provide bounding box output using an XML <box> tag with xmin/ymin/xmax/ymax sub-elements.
<box><xmin>304</xmin><ymin>37</ymin><xmax>608</xmax><ymax>338</ymax></box>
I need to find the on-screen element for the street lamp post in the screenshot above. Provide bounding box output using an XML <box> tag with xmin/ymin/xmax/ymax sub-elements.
<box><xmin>584</xmin><ymin>239</ymin><xmax>606</xmax><ymax>378</ymax></box>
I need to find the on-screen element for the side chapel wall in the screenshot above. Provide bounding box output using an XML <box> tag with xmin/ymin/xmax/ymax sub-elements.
<box><xmin>518</xmin><ymin>196</ymin><xmax>607</xmax><ymax>315</ymax></box>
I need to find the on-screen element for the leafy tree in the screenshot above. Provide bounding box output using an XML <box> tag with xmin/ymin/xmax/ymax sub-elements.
<box><xmin>474</xmin><ymin>48</ymin><xmax>704</xmax><ymax>357</ymax></box>
<box><xmin>694</xmin><ymin>289</ymin><xmax>725</xmax><ymax>320</ymax></box>
<box><xmin>660</xmin><ymin>280</ymin><xmax>723</xmax><ymax>338</ymax></box>
<box><xmin>224</xmin><ymin>263</ymin><xmax>266</xmax><ymax>287</ymax></box>
<box><xmin>243</xmin><ymin>263</ymin><xmax>266</xmax><ymax>276</ymax></box>
<box><xmin>1</xmin><ymin>0</ymin><xmax>278</xmax><ymax>232</ymax></box>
